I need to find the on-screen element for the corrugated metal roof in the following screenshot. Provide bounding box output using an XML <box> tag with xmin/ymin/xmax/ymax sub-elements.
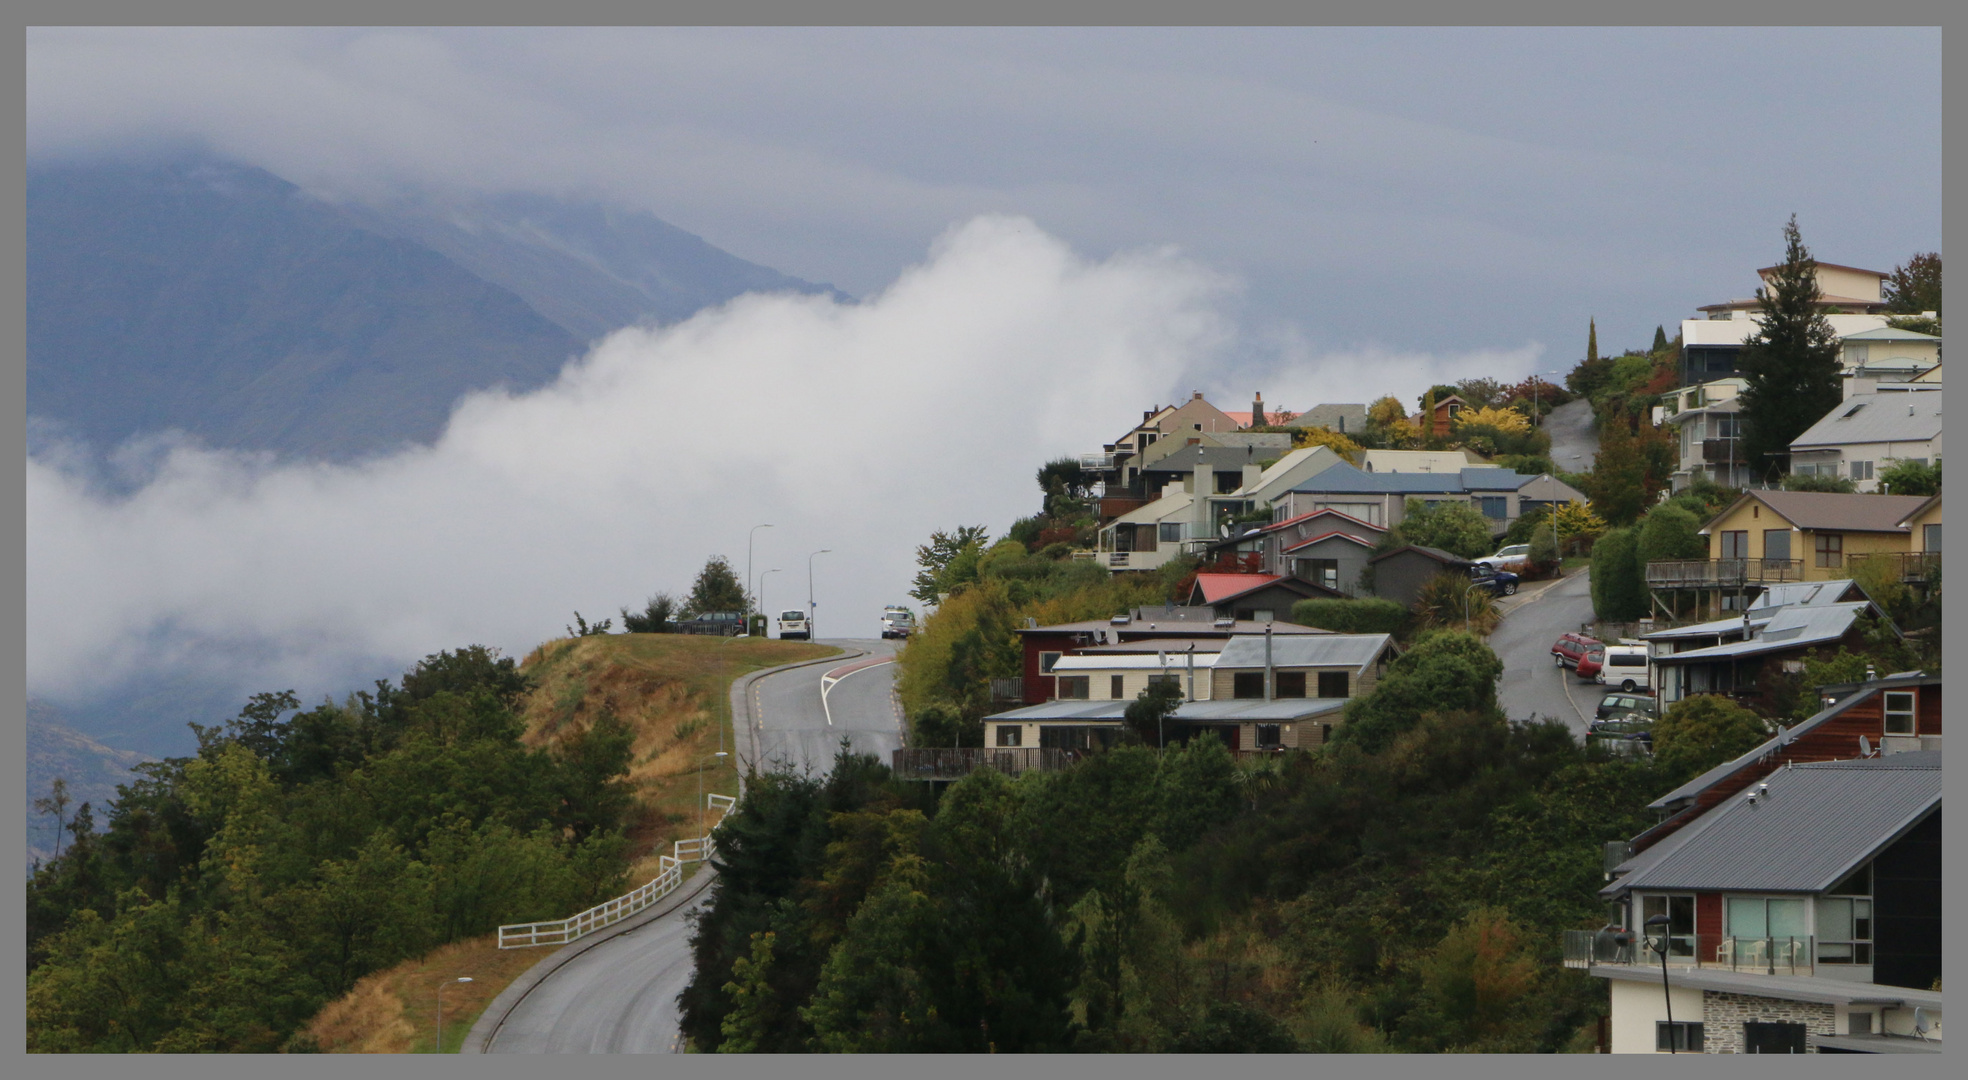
<box><xmin>1051</xmin><ymin>652</ymin><xmax>1221</xmax><ymax>672</ymax></box>
<box><xmin>983</xmin><ymin>697</ymin><xmax>1348</xmax><ymax>723</ymax></box>
<box><xmin>1645</xmin><ymin>582</ymin><xmax>1875</xmax><ymax>641</ymax></box>
<box><xmin>1651</xmin><ymin>603</ymin><xmax>1864</xmax><ymax>663</ymax></box>
<box><xmin>1460</xmin><ymin>468</ymin><xmax>1535</xmax><ymax>491</ymax></box>
<box><xmin>1790</xmin><ymin>390</ymin><xmax>1942</xmax><ymax>450</ymax></box>
<box><xmin>1214</xmin><ymin>633</ymin><xmax>1392</xmax><ymax>671</ymax></box>
<box><xmin>1608</xmin><ymin>754</ymin><xmax>1939</xmax><ymax>895</ymax></box>
<box><xmin>1287</xmin><ymin>403</ymin><xmax>1369</xmax><ymax>430</ymax></box>
<box><xmin>1841</xmin><ymin>326</ymin><xmax>1940</xmax><ymax>342</ymax></box>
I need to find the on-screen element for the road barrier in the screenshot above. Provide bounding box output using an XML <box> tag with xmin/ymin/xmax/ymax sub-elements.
<box><xmin>497</xmin><ymin>792</ymin><xmax>738</xmax><ymax>949</ymax></box>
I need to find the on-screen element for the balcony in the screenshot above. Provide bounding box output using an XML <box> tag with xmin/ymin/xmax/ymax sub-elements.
<box><xmin>1101</xmin><ymin>548</ymin><xmax>1179</xmax><ymax>572</ymax></box>
<box><xmin>1563</xmin><ymin>930</ymin><xmax>1841</xmax><ymax>977</ymax></box>
<box><xmin>1848</xmin><ymin>551</ymin><xmax>1942</xmax><ymax>583</ymax></box>
<box><xmin>1646</xmin><ymin>558</ymin><xmax>1806</xmax><ymax>588</ymax></box>
<box><xmin>1701</xmin><ymin>438</ymin><xmax>1747</xmax><ymax>464</ymax></box>
<box><xmin>1080</xmin><ymin>453</ymin><xmax>1119</xmax><ymax>471</ymax></box>
<box><xmin>989</xmin><ymin>677</ymin><xmax>1024</xmax><ymax>702</ymax></box>
<box><xmin>1097</xmin><ymin>493</ymin><xmax>1152</xmax><ymax>522</ymax></box>
<box><xmin>892</xmin><ymin>747</ymin><xmax>1070</xmax><ymax>780</ymax></box>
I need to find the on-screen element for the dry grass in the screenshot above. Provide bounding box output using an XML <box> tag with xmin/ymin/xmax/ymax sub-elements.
<box><xmin>297</xmin><ymin>631</ymin><xmax>837</xmax><ymax>1052</ymax></box>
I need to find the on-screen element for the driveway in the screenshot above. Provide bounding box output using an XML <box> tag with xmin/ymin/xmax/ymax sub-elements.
<box><xmin>1487</xmin><ymin>568</ymin><xmax>1608</xmax><ymax>735</ymax></box>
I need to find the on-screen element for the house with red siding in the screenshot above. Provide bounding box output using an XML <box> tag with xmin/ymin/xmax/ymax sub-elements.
<box><xmin>1010</xmin><ymin>607</ymin><xmax>1327</xmax><ymax>706</ymax></box>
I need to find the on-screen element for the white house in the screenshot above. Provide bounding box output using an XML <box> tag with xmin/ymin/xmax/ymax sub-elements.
<box><xmin>1789</xmin><ymin>391</ymin><xmax>1942</xmax><ymax>492</ymax></box>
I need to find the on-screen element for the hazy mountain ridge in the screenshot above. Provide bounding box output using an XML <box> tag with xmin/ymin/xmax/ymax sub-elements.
<box><xmin>27</xmin><ymin>700</ymin><xmax>156</xmax><ymax>869</ymax></box>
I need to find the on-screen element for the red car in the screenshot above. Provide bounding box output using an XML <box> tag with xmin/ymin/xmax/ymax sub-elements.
<box><xmin>1552</xmin><ymin>632</ymin><xmax>1600</xmax><ymax>670</ymax></box>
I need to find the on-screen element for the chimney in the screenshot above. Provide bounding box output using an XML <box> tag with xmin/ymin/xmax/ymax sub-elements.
<box><xmin>1252</xmin><ymin>391</ymin><xmax>1266</xmax><ymax>428</ymax></box>
<box><xmin>1193</xmin><ymin>448</ymin><xmax>1213</xmax><ymax>540</ymax></box>
<box><xmin>1193</xmin><ymin>390</ymin><xmax>1204</xmax><ymax>401</ymax></box>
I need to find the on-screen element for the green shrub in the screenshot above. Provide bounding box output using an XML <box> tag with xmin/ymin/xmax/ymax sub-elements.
<box><xmin>1289</xmin><ymin>598</ymin><xmax>1410</xmax><ymax>636</ymax></box>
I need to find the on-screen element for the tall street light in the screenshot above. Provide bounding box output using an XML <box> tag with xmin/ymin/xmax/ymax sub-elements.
<box><xmin>756</xmin><ymin>569</ymin><xmax>781</xmax><ymax>637</ymax></box>
<box><xmin>435</xmin><ymin>976</ymin><xmax>472</xmax><ymax>1053</ymax></box>
<box><xmin>1645</xmin><ymin>913</ymin><xmax>1677</xmax><ymax>1053</ymax></box>
<box><xmin>699</xmin><ymin>750</ymin><xmax>729</xmax><ymax>839</ymax></box>
<box><xmin>746</xmin><ymin>524</ymin><xmax>774</xmax><ymax>619</ymax></box>
<box><xmin>808</xmin><ymin>549</ymin><xmax>833</xmax><ymax>639</ymax></box>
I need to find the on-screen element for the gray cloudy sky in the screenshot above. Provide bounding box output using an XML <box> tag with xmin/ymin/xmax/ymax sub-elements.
<box><xmin>23</xmin><ymin>26</ymin><xmax>1943</xmax><ymax>727</ymax></box>
<box><xmin>29</xmin><ymin>26</ymin><xmax>1942</xmax><ymax>379</ymax></box>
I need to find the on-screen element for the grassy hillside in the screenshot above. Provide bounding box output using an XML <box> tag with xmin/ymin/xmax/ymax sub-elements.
<box><xmin>299</xmin><ymin>632</ymin><xmax>835</xmax><ymax>1052</ymax></box>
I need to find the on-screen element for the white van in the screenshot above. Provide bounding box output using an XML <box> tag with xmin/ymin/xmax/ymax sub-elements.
<box><xmin>1595</xmin><ymin>642</ymin><xmax>1652</xmax><ymax>692</ymax></box>
<box><xmin>777</xmin><ymin>609</ymin><xmax>810</xmax><ymax>640</ymax></box>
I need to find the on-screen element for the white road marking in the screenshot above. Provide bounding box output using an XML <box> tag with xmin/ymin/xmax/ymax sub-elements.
<box><xmin>820</xmin><ymin>657</ymin><xmax>893</xmax><ymax>726</ymax></box>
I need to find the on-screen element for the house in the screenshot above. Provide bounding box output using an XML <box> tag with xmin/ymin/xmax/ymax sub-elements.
<box><xmin>1011</xmin><ymin>608</ymin><xmax>1328</xmax><ymax>706</ymax></box>
<box><xmin>1365</xmin><ymin>545</ymin><xmax>1475</xmax><ymax>607</ymax></box>
<box><xmin>985</xmin><ymin>630</ymin><xmax>1396</xmax><ymax>753</ymax></box>
<box><xmin>1675</xmin><ymin>260</ymin><xmax>1936</xmax><ymax>388</ymax></box>
<box><xmin>1278</xmin><ymin>463</ymin><xmax>1586</xmax><ymax>536</ymax></box>
<box><xmin>1080</xmin><ymin>392</ymin><xmax>1254</xmax><ymax>496</ymax></box>
<box><xmin>1413</xmin><ymin>394</ymin><xmax>1467</xmax><ymax>438</ymax></box>
<box><xmin>1644</xmin><ymin>490</ymin><xmax>1933</xmax><ymax>615</ymax></box>
<box><xmin>1286</xmin><ymin>402</ymin><xmax>1369</xmax><ymax>437</ymax></box>
<box><xmin>1357</xmin><ymin>448</ymin><xmax>1494</xmax><ymax>473</ymax></box>
<box><xmin>1645</xmin><ymin>600</ymin><xmax>1891</xmax><ymax>710</ymax></box>
<box><xmin>1788</xmin><ymin>391</ymin><xmax>1942</xmax><ymax>492</ymax></box>
<box><xmin>1838</xmin><ymin>326</ymin><xmax>1941</xmax><ymax>380</ymax></box>
<box><xmin>1197</xmin><ymin>507</ymin><xmax>1387</xmax><ymax>595</ymax></box>
<box><xmin>1655</xmin><ymin>377</ymin><xmax>1751</xmax><ymax>491</ymax></box>
<box><xmin>1096</xmin><ymin>446</ymin><xmax>1352</xmax><ymax>567</ymax></box>
<box><xmin>1643</xmin><ymin>579</ymin><xmax>1884</xmax><ymax>653</ymax></box>
<box><xmin>1217</xmin><ymin>391</ymin><xmax>1300</xmax><ymax>429</ymax></box>
<box><xmin>1185</xmin><ymin>572</ymin><xmax>1334</xmax><ymax>621</ymax></box>
<box><xmin>1573</xmin><ymin>750</ymin><xmax>1940</xmax><ymax>1054</ymax></box>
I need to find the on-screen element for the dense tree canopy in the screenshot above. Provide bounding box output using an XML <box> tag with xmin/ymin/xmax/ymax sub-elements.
<box><xmin>1737</xmin><ymin>217</ymin><xmax>1842</xmax><ymax>478</ymax></box>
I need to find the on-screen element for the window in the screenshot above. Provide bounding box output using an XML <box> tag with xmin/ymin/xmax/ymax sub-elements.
<box><xmin>1642</xmin><ymin>894</ymin><xmax>1696</xmax><ymax>957</ymax></box>
<box><xmin>1842</xmin><ymin>401</ymin><xmax>1869</xmax><ymax>419</ymax></box>
<box><xmin>1275</xmin><ymin>672</ymin><xmax>1307</xmax><ymax>698</ymax></box>
<box><xmin>1818</xmin><ymin>868</ymin><xmax>1873</xmax><ymax>965</ymax></box>
<box><xmin>1318</xmin><ymin>671</ymin><xmax>1351</xmax><ymax>698</ymax></box>
<box><xmin>1232</xmin><ymin>672</ymin><xmax>1265</xmax><ymax>699</ymax></box>
<box><xmin>1110</xmin><ymin>675</ymin><xmax>1125</xmax><ymax>700</ymax></box>
<box><xmin>996</xmin><ymin>725</ymin><xmax>1023</xmax><ymax>747</ymax></box>
<box><xmin>1848</xmin><ymin>344</ymin><xmax>1870</xmax><ymax>364</ymax></box>
<box><xmin>1477</xmin><ymin>495</ymin><xmax>1508</xmax><ymax>520</ymax></box>
<box><xmin>1039</xmin><ymin>652</ymin><xmax>1062</xmax><ymax>674</ymax></box>
<box><xmin>1159</xmin><ymin>522</ymin><xmax>1184</xmax><ymax>544</ymax></box>
<box><xmin>1306</xmin><ymin>558</ymin><xmax>1340</xmax><ymax>592</ymax></box>
<box><xmin>1056</xmin><ymin>676</ymin><xmax>1090</xmax><ymax>700</ymax></box>
<box><xmin>1725</xmin><ymin>896</ymin><xmax>1808</xmax><ymax>943</ymax></box>
<box><xmin>1256</xmin><ymin>724</ymin><xmax>1282</xmax><ymax>748</ymax></box>
<box><xmin>1656</xmin><ymin>1022</ymin><xmax>1704</xmax><ymax>1053</ymax></box>
<box><xmin>1763</xmin><ymin>529</ymin><xmax>1791</xmax><ymax>561</ymax></box>
<box><xmin>1924</xmin><ymin>523</ymin><xmax>1941</xmax><ymax>552</ymax></box>
<box><xmin>1814</xmin><ymin>533</ymin><xmax>1843</xmax><ymax>568</ymax></box>
<box><xmin>1715</xmin><ymin>415</ymin><xmax>1741</xmax><ymax>439</ymax></box>
<box><xmin>1148</xmin><ymin>673</ymin><xmax>1180</xmax><ymax>693</ymax></box>
<box><xmin>1742</xmin><ymin>1021</ymin><xmax>1806</xmax><ymax>1054</ymax></box>
<box><xmin>1883</xmin><ymin>691</ymin><xmax>1915</xmax><ymax>735</ymax></box>
<box><xmin>1719</xmin><ymin>530</ymin><xmax>1749</xmax><ymax>559</ymax></box>
<box><xmin>1849</xmin><ymin>460</ymin><xmax>1873</xmax><ymax>481</ymax></box>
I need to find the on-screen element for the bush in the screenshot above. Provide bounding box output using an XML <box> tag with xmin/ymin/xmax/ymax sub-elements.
<box><xmin>1782</xmin><ymin>472</ymin><xmax>1857</xmax><ymax>493</ymax></box>
<box><xmin>1878</xmin><ymin>458</ymin><xmax>1941</xmax><ymax>498</ymax></box>
<box><xmin>1652</xmin><ymin>695</ymin><xmax>1773</xmax><ymax>781</ymax></box>
<box><xmin>1339</xmin><ymin>631</ymin><xmax>1503</xmax><ymax>753</ymax></box>
<box><xmin>1589</xmin><ymin>528</ymin><xmax>1647</xmax><ymax>621</ymax></box>
<box><xmin>1635</xmin><ymin>504</ymin><xmax>1706</xmax><ymax>565</ymax></box>
<box><xmin>1413</xmin><ymin>572</ymin><xmax>1500</xmax><ymax>635</ymax></box>
<box><xmin>1290</xmin><ymin>598</ymin><xmax>1410</xmax><ymax>636</ymax></box>
<box><xmin>1397</xmin><ymin>499</ymin><xmax>1496</xmax><ymax>560</ymax></box>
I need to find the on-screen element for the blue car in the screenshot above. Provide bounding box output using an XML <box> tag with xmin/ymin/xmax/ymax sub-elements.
<box><xmin>1468</xmin><ymin>567</ymin><xmax>1520</xmax><ymax>596</ymax></box>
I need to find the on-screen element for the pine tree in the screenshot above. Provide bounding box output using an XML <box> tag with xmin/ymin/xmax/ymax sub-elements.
<box><xmin>1884</xmin><ymin>253</ymin><xmax>1941</xmax><ymax>315</ymax></box>
<box><xmin>1736</xmin><ymin>215</ymin><xmax>1841</xmax><ymax>479</ymax></box>
<box><xmin>1587</xmin><ymin>319</ymin><xmax>1599</xmax><ymax>363</ymax></box>
<box><xmin>1652</xmin><ymin>325</ymin><xmax>1669</xmax><ymax>353</ymax></box>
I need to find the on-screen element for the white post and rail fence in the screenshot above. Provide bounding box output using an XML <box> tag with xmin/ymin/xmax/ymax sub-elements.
<box><xmin>496</xmin><ymin>792</ymin><xmax>738</xmax><ymax>949</ymax></box>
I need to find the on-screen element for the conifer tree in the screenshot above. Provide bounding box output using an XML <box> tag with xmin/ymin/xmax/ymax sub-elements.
<box><xmin>1736</xmin><ymin>215</ymin><xmax>1841</xmax><ymax>478</ymax></box>
<box><xmin>1652</xmin><ymin>325</ymin><xmax>1669</xmax><ymax>353</ymax></box>
<box><xmin>1586</xmin><ymin>319</ymin><xmax>1598</xmax><ymax>363</ymax></box>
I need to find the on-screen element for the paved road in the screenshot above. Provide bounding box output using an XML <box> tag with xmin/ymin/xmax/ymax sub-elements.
<box><xmin>1489</xmin><ymin>569</ymin><xmax>1610</xmax><ymax>736</ymax></box>
<box><xmin>1543</xmin><ymin>397</ymin><xmax>1599</xmax><ymax>474</ymax></box>
<box><xmin>486</xmin><ymin>637</ymin><xmax>903</xmax><ymax>1054</ymax></box>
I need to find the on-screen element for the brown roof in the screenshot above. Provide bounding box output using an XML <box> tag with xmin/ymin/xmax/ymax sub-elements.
<box><xmin>1756</xmin><ymin>260</ymin><xmax>1890</xmax><ymax>279</ymax></box>
<box><xmin>1721</xmin><ymin>490</ymin><xmax>1931</xmax><ymax>534</ymax></box>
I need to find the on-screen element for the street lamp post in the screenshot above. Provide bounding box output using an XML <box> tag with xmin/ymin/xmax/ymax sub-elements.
<box><xmin>807</xmin><ymin>549</ymin><xmax>832</xmax><ymax>639</ymax></box>
<box><xmin>699</xmin><ymin>751</ymin><xmax>729</xmax><ymax>839</ymax></box>
<box><xmin>1645</xmin><ymin>913</ymin><xmax>1676</xmax><ymax>1053</ymax></box>
<box><xmin>746</xmin><ymin>524</ymin><xmax>774</xmax><ymax>619</ymax></box>
<box><xmin>756</xmin><ymin>568</ymin><xmax>781</xmax><ymax>637</ymax></box>
<box><xmin>435</xmin><ymin>976</ymin><xmax>472</xmax><ymax>1053</ymax></box>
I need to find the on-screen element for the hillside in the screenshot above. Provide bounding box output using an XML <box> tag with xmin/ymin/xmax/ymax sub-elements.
<box><xmin>26</xmin><ymin>154</ymin><xmax>843</xmax><ymax>461</ymax></box>
<box><xmin>26</xmin><ymin>700</ymin><xmax>154</xmax><ymax>869</ymax></box>
<box><xmin>297</xmin><ymin>632</ymin><xmax>836</xmax><ymax>1053</ymax></box>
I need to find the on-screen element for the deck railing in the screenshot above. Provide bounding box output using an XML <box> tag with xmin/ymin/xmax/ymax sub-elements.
<box><xmin>497</xmin><ymin>792</ymin><xmax>738</xmax><ymax>948</ymax></box>
<box><xmin>1847</xmin><ymin>551</ymin><xmax>1941</xmax><ymax>583</ymax></box>
<box><xmin>1645</xmin><ymin>558</ymin><xmax>1805</xmax><ymax>588</ymax></box>
<box><xmin>892</xmin><ymin>747</ymin><xmax>1071</xmax><ymax>779</ymax></box>
<box><xmin>1562</xmin><ymin>929</ymin><xmax>1823</xmax><ymax>977</ymax></box>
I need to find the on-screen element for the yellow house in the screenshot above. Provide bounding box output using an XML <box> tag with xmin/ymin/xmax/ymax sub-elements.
<box><xmin>1650</xmin><ymin>490</ymin><xmax>1933</xmax><ymax>615</ymax></box>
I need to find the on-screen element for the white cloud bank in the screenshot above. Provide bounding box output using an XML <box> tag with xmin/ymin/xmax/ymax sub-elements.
<box><xmin>25</xmin><ymin>215</ymin><xmax>1555</xmax><ymax>724</ymax></box>
<box><xmin>26</xmin><ymin>217</ymin><xmax>1231</xmax><ymax>705</ymax></box>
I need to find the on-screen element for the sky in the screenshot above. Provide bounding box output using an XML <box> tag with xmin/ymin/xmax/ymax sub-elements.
<box><xmin>22</xmin><ymin>27</ymin><xmax>1943</xmax><ymax>729</ymax></box>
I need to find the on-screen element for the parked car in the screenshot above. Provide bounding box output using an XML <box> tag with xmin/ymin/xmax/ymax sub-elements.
<box><xmin>1586</xmin><ymin>719</ymin><xmax>1654</xmax><ymax>756</ymax></box>
<box><xmin>1594</xmin><ymin>643</ymin><xmax>1652</xmax><ymax>692</ymax></box>
<box><xmin>1473</xmin><ymin>544</ymin><xmax>1532</xmax><ymax>573</ymax></box>
<box><xmin>1552</xmin><ymin>632</ymin><xmax>1599</xmax><ymax>669</ymax></box>
<box><xmin>1594</xmin><ymin>692</ymin><xmax>1659</xmax><ymax>722</ymax></box>
<box><xmin>777</xmin><ymin>609</ymin><xmax>810</xmax><ymax>640</ymax></box>
<box><xmin>1468</xmin><ymin>566</ymin><xmax>1520</xmax><ymax>596</ymax></box>
<box><xmin>881</xmin><ymin>607</ymin><xmax>917</xmax><ymax>639</ymax></box>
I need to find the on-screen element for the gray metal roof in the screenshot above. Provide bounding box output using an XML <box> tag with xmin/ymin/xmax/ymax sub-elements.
<box><xmin>984</xmin><ymin>697</ymin><xmax>1348</xmax><ymax>723</ymax></box>
<box><xmin>1140</xmin><ymin>445</ymin><xmax>1271</xmax><ymax>475</ymax></box>
<box><xmin>1644</xmin><ymin>671</ymin><xmax>1937</xmax><ymax>812</ymax></box>
<box><xmin>1289</xmin><ymin>463</ymin><xmax>1539</xmax><ymax>495</ymax></box>
<box><xmin>1287</xmin><ymin>403</ymin><xmax>1370</xmax><ymax>431</ymax></box>
<box><xmin>1607</xmin><ymin>753</ymin><xmax>1939</xmax><ymax>897</ymax></box>
<box><xmin>1592</xmin><ymin>964</ymin><xmax>1944</xmax><ymax>1012</ymax></box>
<box><xmin>1650</xmin><ymin>602</ymin><xmax>1865</xmax><ymax>664</ymax></box>
<box><xmin>1790</xmin><ymin>389</ymin><xmax>1942</xmax><ymax>449</ymax></box>
<box><xmin>1214</xmin><ymin>633</ymin><xmax>1392</xmax><ymax>671</ymax></box>
<box><xmin>1645</xmin><ymin>582</ymin><xmax>1877</xmax><ymax>641</ymax></box>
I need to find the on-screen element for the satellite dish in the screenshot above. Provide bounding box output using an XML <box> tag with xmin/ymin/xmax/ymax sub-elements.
<box><xmin>1859</xmin><ymin>735</ymin><xmax>1874</xmax><ymax>758</ymax></box>
<box><xmin>1914</xmin><ymin>1007</ymin><xmax>1932</xmax><ymax>1039</ymax></box>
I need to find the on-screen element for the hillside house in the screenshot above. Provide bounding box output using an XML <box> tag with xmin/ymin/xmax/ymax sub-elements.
<box><xmin>1185</xmin><ymin>572</ymin><xmax>1334</xmax><ymax>621</ymax></box>
<box><xmin>1364</xmin><ymin>545</ymin><xmax>1476</xmax><ymax>607</ymax></box>
<box><xmin>1788</xmin><ymin>391</ymin><xmax>1942</xmax><ymax>492</ymax></box>
<box><xmin>1011</xmin><ymin>608</ymin><xmax>1327</xmax><ymax>707</ymax></box>
<box><xmin>1287</xmin><ymin>402</ymin><xmax>1369</xmax><ymax>436</ymax></box>
<box><xmin>1277</xmin><ymin>463</ymin><xmax>1585</xmax><ymax>536</ymax></box>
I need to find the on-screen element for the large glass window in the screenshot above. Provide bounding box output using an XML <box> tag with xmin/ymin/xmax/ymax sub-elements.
<box><xmin>1159</xmin><ymin>522</ymin><xmax>1184</xmax><ymax>544</ymax></box>
<box><xmin>1039</xmin><ymin>652</ymin><xmax>1062</xmax><ymax>674</ymax></box>
<box><xmin>1814</xmin><ymin>533</ymin><xmax>1843</xmax><ymax>568</ymax></box>
<box><xmin>1477</xmin><ymin>495</ymin><xmax>1508</xmax><ymax>520</ymax></box>
<box><xmin>1725</xmin><ymin>897</ymin><xmax>1809</xmax><ymax>941</ymax></box>
<box><xmin>1642</xmin><ymin>894</ymin><xmax>1695</xmax><ymax>957</ymax></box>
<box><xmin>1056</xmin><ymin>676</ymin><xmax>1090</xmax><ymax>700</ymax></box>
<box><xmin>1719</xmin><ymin>530</ymin><xmax>1749</xmax><ymax>559</ymax></box>
<box><xmin>1657</xmin><ymin>1022</ymin><xmax>1703</xmax><ymax>1052</ymax></box>
<box><xmin>1306</xmin><ymin>558</ymin><xmax>1340</xmax><ymax>591</ymax></box>
<box><xmin>1318</xmin><ymin>671</ymin><xmax>1351</xmax><ymax>698</ymax></box>
<box><xmin>1232</xmin><ymin>672</ymin><xmax>1265</xmax><ymax>699</ymax></box>
<box><xmin>995</xmin><ymin>725</ymin><xmax>1023</xmax><ymax>747</ymax></box>
<box><xmin>1274</xmin><ymin>672</ymin><xmax>1307</xmax><ymax>698</ymax></box>
<box><xmin>1763</xmin><ymin>529</ymin><xmax>1791</xmax><ymax>561</ymax></box>
<box><xmin>1884</xmin><ymin>691</ymin><xmax>1915</xmax><ymax>735</ymax></box>
<box><xmin>1923</xmin><ymin>523</ymin><xmax>1941</xmax><ymax>551</ymax></box>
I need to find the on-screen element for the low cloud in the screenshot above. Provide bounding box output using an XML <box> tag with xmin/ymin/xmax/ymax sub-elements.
<box><xmin>26</xmin><ymin>217</ymin><xmax>1232</xmax><ymax>711</ymax></box>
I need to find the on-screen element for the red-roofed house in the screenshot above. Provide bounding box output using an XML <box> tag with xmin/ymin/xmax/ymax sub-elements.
<box><xmin>1185</xmin><ymin>572</ymin><xmax>1334</xmax><ymax>621</ymax></box>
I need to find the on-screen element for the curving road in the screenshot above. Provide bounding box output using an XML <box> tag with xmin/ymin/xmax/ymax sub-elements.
<box><xmin>1490</xmin><ymin>569</ymin><xmax>1611</xmax><ymax>736</ymax></box>
<box><xmin>483</xmin><ymin>637</ymin><xmax>903</xmax><ymax>1054</ymax></box>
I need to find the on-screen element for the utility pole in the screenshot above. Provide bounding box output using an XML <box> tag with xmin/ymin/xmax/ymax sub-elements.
<box><xmin>808</xmin><ymin>549</ymin><xmax>832</xmax><ymax>638</ymax></box>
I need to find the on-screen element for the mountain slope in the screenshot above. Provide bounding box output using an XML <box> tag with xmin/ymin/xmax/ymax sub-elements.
<box><xmin>27</xmin><ymin>156</ymin><xmax>845</xmax><ymax>460</ymax></box>
<box><xmin>26</xmin><ymin>700</ymin><xmax>155</xmax><ymax>868</ymax></box>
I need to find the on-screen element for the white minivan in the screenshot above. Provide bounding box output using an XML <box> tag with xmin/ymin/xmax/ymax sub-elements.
<box><xmin>1594</xmin><ymin>643</ymin><xmax>1652</xmax><ymax>692</ymax></box>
